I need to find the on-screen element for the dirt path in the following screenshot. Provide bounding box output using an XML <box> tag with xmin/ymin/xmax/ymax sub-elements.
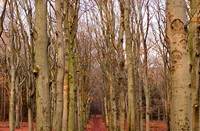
<box><xmin>85</xmin><ymin>115</ymin><xmax>107</xmax><ymax>131</ymax></box>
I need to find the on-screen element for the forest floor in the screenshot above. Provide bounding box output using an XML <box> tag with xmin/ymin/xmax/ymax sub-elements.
<box><xmin>84</xmin><ymin>115</ymin><xmax>167</xmax><ymax>131</ymax></box>
<box><xmin>0</xmin><ymin>115</ymin><xmax>167</xmax><ymax>131</ymax></box>
<box><xmin>85</xmin><ymin>115</ymin><xmax>107</xmax><ymax>131</ymax></box>
<box><xmin>0</xmin><ymin>122</ymin><xmax>36</xmax><ymax>131</ymax></box>
<box><xmin>143</xmin><ymin>121</ymin><xmax>167</xmax><ymax>131</ymax></box>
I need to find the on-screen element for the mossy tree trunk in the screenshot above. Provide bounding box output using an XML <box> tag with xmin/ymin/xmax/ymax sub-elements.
<box><xmin>189</xmin><ymin>0</ymin><xmax>200</xmax><ymax>130</ymax></box>
<box><xmin>67</xmin><ymin>0</ymin><xmax>79</xmax><ymax>130</ymax></box>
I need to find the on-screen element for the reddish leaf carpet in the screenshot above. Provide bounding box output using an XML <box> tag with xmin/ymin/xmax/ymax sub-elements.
<box><xmin>0</xmin><ymin>117</ymin><xmax>167</xmax><ymax>131</ymax></box>
<box><xmin>85</xmin><ymin>115</ymin><xmax>107</xmax><ymax>131</ymax></box>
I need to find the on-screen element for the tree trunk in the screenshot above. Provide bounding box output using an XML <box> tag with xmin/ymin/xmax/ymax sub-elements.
<box><xmin>140</xmin><ymin>1</ymin><xmax>150</xmax><ymax>130</ymax></box>
<box><xmin>3</xmin><ymin>74</ymin><xmax>6</xmax><ymax>121</ymax></box>
<box><xmin>15</xmin><ymin>0</ymin><xmax>35</xmax><ymax>128</ymax></box>
<box><xmin>34</xmin><ymin>0</ymin><xmax>51</xmax><ymax>130</ymax></box>
<box><xmin>118</xmin><ymin>1</ymin><xmax>125</xmax><ymax>130</ymax></box>
<box><xmin>137</xmin><ymin>44</ymin><xmax>143</xmax><ymax>131</ymax></box>
<box><xmin>108</xmin><ymin>71</ymin><xmax>117</xmax><ymax>131</ymax></box>
<box><xmin>163</xmin><ymin>55</ymin><xmax>170</xmax><ymax>130</ymax></box>
<box><xmin>139</xmin><ymin>79</ymin><xmax>144</xmax><ymax>131</ymax></box>
<box><xmin>0</xmin><ymin>83</ymin><xmax>2</xmax><ymax>121</ymax></box>
<box><xmin>143</xmin><ymin>74</ymin><xmax>150</xmax><ymax>131</ymax></box>
<box><xmin>0</xmin><ymin>0</ymin><xmax>8</xmax><ymax>37</ymax></box>
<box><xmin>158</xmin><ymin>107</ymin><xmax>160</xmax><ymax>121</ymax></box>
<box><xmin>67</xmin><ymin>0</ymin><xmax>79</xmax><ymax>130</ymax></box>
<box><xmin>143</xmin><ymin>40</ymin><xmax>150</xmax><ymax>131</ymax></box>
<box><xmin>62</xmin><ymin>1</ymin><xmax>69</xmax><ymax>130</ymax></box>
<box><xmin>28</xmin><ymin>102</ymin><xmax>34</xmax><ymax>131</ymax></box>
<box><xmin>124</xmin><ymin>0</ymin><xmax>135</xmax><ymax>130</ymax></box>
<box><xmin>27</xmin><ymin>59</ymin><xmax>34</xmax><ymax>131</ymax></box>
<box><xmin>26</xmin><ymin>48</ymin><xmax>34</xmax><ymax>131</ymax></box>
<box><xmin>54</xmin><ymin>0</ymin><xmax>65</xmax><ymax>130</ymax></box>
<box><xmin>67</xmin><ymin>22</ymin><xmax>76</xmax><ymax>131</ymax></box>
<box><xmin>9</xmin><ymin>66</ymin><xmax>15</xmax><ymax>131</ymax></box>
<box><xmin>118</xmin><ymin>70</ymin><xmax>125</xmax><ymax>131</ymax></box>
<box><xmin>189</xmin><ymin>1</ymin><xmax>200</xmax><ymax>130</ymax></box>
<box><xmin>166</xmin><ymin>0</ymin><xmax>192</xmax><ymax>130</ymax></box>
<box><xmin>9</xmin><ymin>1</ymin><xmax>16</xmax><ymax>130</ymax></box>
<box><xmin>15</xmin><ymin>76</ymin><xmax>20</xmax><ymax>128</ymax></box>
<box><xmin>62</xmin><ymin>71</ymin><xmax>69</xmax><ymax>131</ymax></box>
<box><xmin>104</xmin><ymin>96</ymin><xmax>109</xmax><ymax>126</ymax></box>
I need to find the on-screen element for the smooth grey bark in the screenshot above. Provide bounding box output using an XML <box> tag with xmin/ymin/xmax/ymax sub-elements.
<box><xmin>166</xmin><ymin>0</ymin><xmax>192</xmax><ymax>130</ymax></box>
<box><xmin>54</xmin><ymin>0</ymin><xmax>65</xmax><ymax>130</ymax></box>
<box><xmin>34</xmin><ymin>0</ymin><xmax>51</xmax><ymax>130</ymax></box>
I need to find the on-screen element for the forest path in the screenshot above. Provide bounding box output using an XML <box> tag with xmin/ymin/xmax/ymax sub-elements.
<box><xmin>85</xmin><ymin>115</ymin><xmax>107</xmax><ymax>131</ymax></box>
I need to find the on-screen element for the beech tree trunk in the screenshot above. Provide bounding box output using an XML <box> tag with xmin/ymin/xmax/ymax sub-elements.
<box><xmin>54</xmin><ymin>0</ymin><xmax>65</xmax><ymax>130</ymax></box>
<box><xmin>118</xmin><ymin>1</ymin><xmax>125</xmax><ymax>130</ymax></box>
<box><xmin>67</xmin><ymin>1</ymin><xmax>79</xmax><ymax>130</ymax></box>
<box><xmin>189</xmin><ymin>1</ymin><xmax>200</xmax><ymax>130</ymax></box>
<box><xmin>15</xmin><ymin>76</ymin><xmax>20</xmax><ymax>128</ymax></box>
<box><xmin>8</xmin><ymin>1</ymin><xmax>16</xmax><ymax>130</ymax></box>
<box><xmin>62</xmin><ymin>72</ymin><xmax>69</xmax><ymax>131</ymax></box>
<box><xmin>34</xmin><ymin>0</ymin><xmax>51</xmax><ymax>130</ymax></box>
<box><xmin>67</xmin><ymin>12</ymin><xmax>76</xmax><ymax>131</ymax></box>
<box><xmin>108</xmin><ymin>70</ymin><xmax>117</xmax><ymax>131</ymax></box>
<box><xmin>62</xmin><ymin>1</ymin><xmax>69</xmax><ymax>130</ymax></box>
<box><xmin>124</xmin><ymin>0</ymin><xmax>135</xmax><ymax>130</ymax></box>
<box><xmin>67</xmin><ymin>22</ymin><xmax>76</xmax><ymax>131</ymax></box>
<box><xmin>166</xmin><ymin>0</ymin><xmax>192</xmax><ymax>130</ymax></box>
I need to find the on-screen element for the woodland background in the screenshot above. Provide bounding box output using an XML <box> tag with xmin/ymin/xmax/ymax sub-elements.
<box><xmin>0</xmin><ymin>0</ymin><xmax>199</xmax><ymax>131</ymax></box>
